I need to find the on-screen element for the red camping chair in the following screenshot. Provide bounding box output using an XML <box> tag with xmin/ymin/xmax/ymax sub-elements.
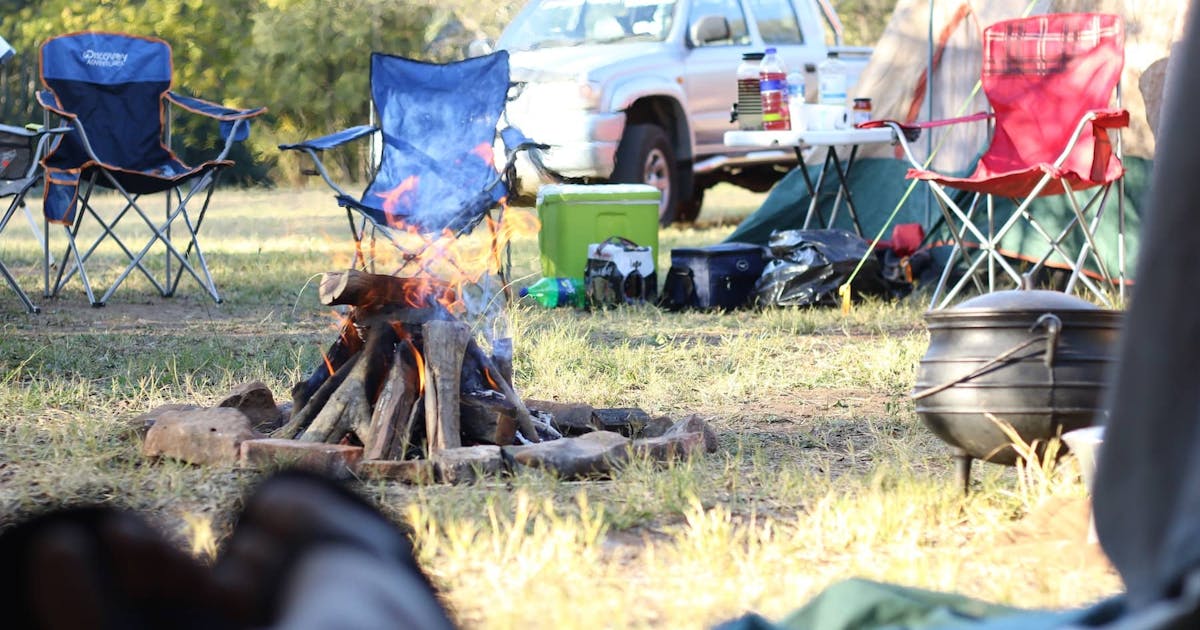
<box><xmin>877</xmin><ymin>13</ymin><xmax>1129</xmax><ymax>308</ymax></box>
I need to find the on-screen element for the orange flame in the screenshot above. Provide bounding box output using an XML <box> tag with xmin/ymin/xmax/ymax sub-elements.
<box><xmin>471</xmin><ymin>141</ymin><xmax>495</xmax><ymax>167</ymax></box>
<box><xmin>408</xmin><ymin>338</ymin><xmax>426</xmax><ymax>393</ymax></box>
<box><xmin>364</xmin><ymin>176</ymin><xmax>541</xmax><ymax>313</ymax></box>
<box><xmin>483</xmin><ymin>367</ymin><xmax>500</xmax><ymax>391</ymax></box>
<box><xmin>321</xmin><ymin>351</ymin><xmax>335</xmax><ymax>377</ymax></box>
<box><xmin>375</xmin><ymin>175</ymin><xmax>419</xmax><ymax>218</ymax></box>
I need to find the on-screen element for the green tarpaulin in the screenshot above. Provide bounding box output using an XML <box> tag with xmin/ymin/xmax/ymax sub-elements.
<box><xmin>714</xmin><ymin>577</ymin><xmax>1126</xmax><ymax>630</ymax></box>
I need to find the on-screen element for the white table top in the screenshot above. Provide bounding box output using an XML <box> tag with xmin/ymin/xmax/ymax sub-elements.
<box><xmin>724</xmin><ymin>127</ymin><xmax>895</xmax><ymax>148</ymax></box>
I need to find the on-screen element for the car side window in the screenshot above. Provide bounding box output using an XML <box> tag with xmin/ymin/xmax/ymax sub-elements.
<box><xmin>746</xmin><ymin>0</ymin><xmax>804</xmax><ymax>44</ymax></box>
<box><xmin>689</xmin><ymin>0</ymin><xmax>750</xmax><ymax>46</ymax></box>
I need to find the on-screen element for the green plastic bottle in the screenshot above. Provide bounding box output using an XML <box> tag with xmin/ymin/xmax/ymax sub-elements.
<box><xmin>519</xmin><ymin>277</ymin><xmax>585</xmax><ymax>308</ymax></box>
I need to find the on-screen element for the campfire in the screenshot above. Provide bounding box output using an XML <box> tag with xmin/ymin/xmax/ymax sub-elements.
<box><xmin>273</xmin><ymin>269</ymin><xmax>549</xmax><ymax>458</ymax></box>
<box><xmin>138</xmin><ymin>207</ymin><xmax>718</xmax><ymax>482</ymax></box>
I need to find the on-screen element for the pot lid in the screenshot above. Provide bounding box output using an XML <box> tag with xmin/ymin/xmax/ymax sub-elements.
<box><xmin>948</xmin><ymin>290</ymin><xmax>1101</xmax><ymax>312</ymax></box>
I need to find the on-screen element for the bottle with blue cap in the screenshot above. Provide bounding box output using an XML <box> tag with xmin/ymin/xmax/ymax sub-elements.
<box><xmin>519</xmin><ymin>277</ymin><xmax>585</xmax><ymax>308</ymax></box>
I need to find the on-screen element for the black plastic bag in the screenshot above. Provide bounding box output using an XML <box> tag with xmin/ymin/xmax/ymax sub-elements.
<box><xmin>754</xmin><ymin>228</ymin><xmax>909</xmax><ymax>307</ymax></box>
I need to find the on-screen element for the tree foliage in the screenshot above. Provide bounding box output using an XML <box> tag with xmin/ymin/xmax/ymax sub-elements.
<box><xmin>0</xmin><ymin>0</ymin><xmax>898</xmax><ymax>185</ymax></box>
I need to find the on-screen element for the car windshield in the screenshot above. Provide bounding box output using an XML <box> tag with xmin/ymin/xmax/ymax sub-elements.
<box><xmin>499</xmin><ymin>0</ymin><xmax>676</xmax><ymax>51</ymax></box>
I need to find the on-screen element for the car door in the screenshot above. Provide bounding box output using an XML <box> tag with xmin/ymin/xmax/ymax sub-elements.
<box><xmin>744</xmin><ymin>0</ymin><xmax>824</xmax><ymax>90</ymax></box>
<box><xmin>682</xmin><ymin>0</ymin><xmax>754</xmax><ymax>156</ymax></box>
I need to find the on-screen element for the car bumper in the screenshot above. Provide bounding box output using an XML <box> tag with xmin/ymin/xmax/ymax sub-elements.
<box><xmin>506</xmin><ymin>110</ymin><xmax>627</xmax><ymax>193</ymax></box>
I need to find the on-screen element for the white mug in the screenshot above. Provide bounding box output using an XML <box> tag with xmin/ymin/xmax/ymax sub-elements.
<box><xmin>807</xmin><ymin>105</ymin><xmax>848</xmax><ymax>131</ymax></box>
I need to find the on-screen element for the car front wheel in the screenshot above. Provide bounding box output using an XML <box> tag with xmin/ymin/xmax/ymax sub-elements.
<box><xmin>612</xmin><ymin>123</ymin><xmax>679</xmax><ymax>226</ymax></box>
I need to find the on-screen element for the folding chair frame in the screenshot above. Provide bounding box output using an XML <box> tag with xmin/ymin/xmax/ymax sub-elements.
<box><xmin>284</xmin><ymin>123</ymin><xmax>542</xmax><ymax>281</ymax></box>
<box><xmin>883</xmin><ymin>97</ymin><xmax>1128</xmax><ymax>310</ymax></box>
<box><xmin>39</xmin><ymin>92</ymin><xmax>261</xmax><ymax>307</ymax></box>
<box><xmin>279</xmin><ymin>54</ymin><xmax>547</xmax><ymax>289</ymax></box>
<box><xmin>0</xmin><ymin>125</ymin><xmax>68</xmax><ymax>313</ymax></box>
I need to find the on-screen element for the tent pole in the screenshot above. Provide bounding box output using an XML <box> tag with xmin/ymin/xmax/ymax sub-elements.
<box><xmin>925</xmin><ymin>0</ymin><xmax>935</xmax><ymax>227</ymax></box>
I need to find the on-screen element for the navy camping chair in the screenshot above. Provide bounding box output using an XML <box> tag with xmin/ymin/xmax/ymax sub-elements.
<box><xmin>0</xmin><ymin>124</ymin><xmax>68</xmax><ymax>312</ymax></box>
<box><xmin>280</xmin><ymin>51</ymin><xmax>543</xmax><ymax>276</ymax></box>
<box><xmin>37</xmin><ymin>32</ymin><xmax>265</xmax><ymax>306</ymax></box>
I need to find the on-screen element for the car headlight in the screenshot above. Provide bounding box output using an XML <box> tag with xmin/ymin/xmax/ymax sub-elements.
<box><xmin>534</xmin><ymin>79</ymin><xmax>603</xmax><ymax>112</ymax></box>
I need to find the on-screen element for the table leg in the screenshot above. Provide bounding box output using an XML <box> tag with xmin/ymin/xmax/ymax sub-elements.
<box><xmin>828</xmin><ymin>144</ymin><xmax>865</xmax><ymax>237</ymax></box>
<box><xmin>798</xmin><ymin>147</ymin><xmax>830</xmax><ymax>230</ymax></box>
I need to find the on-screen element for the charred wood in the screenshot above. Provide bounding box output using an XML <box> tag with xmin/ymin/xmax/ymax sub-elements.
<box><xmin>363</xmin><ymin>342</ymin><xmax>420</xmax><ymax>460</ymax></box>
<box><xmin>422</xmin><ymin>320</ymin><xmax>471</xmax><ymax>454</ymax></box>
<box><xmin>299</xmin><ymin>324</ymin><xmax>396</xmax><ymax>444</ymax></box>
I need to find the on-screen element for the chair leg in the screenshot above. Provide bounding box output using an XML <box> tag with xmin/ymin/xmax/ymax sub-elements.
<box><xmin>0</xmin><ymin>202</ymin><xmax>38</xmax><ymax>313</ymax></box>
<box><xmin>105</xmin><ymin>170</ymin><xmax>223</xmax><ymax>305</ymax></box>
<box><xmin>58</xmin><ymin>223</ymin><xmax>99</xmax><ymax>307</ymax></box>
<box><xmin>1061</xmin><ymin>180</ymin><xmax>1113</xmax><ymax>288</ymax></box>
<box><xmin>165</xmin><ymin>179</ymin><xmax>223</xmax><ymax>303</ymax></box>
<box><xmin>1117</xmin><ymin>176</ymin><xmax>1127</xmax><ymax>302</ymax></box>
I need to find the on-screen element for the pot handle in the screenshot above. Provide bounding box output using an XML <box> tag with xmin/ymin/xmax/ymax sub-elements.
<box><xmin>1032</xmin><ymin>313</ymin><xmax>1062</xmax><ymax>369</ymax></box>
<box><xmin>912</xmin><ymin>315</ymin><xmax>1062</xmax><ymax>401</ymax></box>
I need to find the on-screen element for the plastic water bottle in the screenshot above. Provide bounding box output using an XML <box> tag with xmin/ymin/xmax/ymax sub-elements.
<box><xmin>735</xmin><ymin>52</ymin><xmax>765</xmax><ymax>130</ymax></box>
<box><xmin>759</xmin><ymin>47</ymin><xmax>790</xmax><ymax>131</ymax></box>
<box><xmin>818</xmin><ymin>51</ymin><xmax>848</xmax><ymax>107</ymax></box>
<box><xmin>519</xmin><ymin>277</ymin><xmax>585</xmax><ymax>308</ymax></box>
<box><xmin>786</xmin><ymin>71</ymin><xmax>805</xmax><ymax>131</ymax></box>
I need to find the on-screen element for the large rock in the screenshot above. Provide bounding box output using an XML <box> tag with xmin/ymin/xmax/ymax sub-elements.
<box><xmin>433</xmin><ymin>445</ymin><xmax>504</xmax><ymax>484</ymax></box>
<box><xmin>632</xmin><ymin>431</ymin><xmax>705</xmax><ymax>462</ymax></box>
<box><xmin>240</xmin><ymin>438</ymin><xmax>362</xmax><ymax>479</ymax></box>
<box><xmin>217</xmin><ymin>381</ymin><xmax>283</xmax><ymax>432</ymax></box>
<box><xmin>526</xmin><ymin>399</ymin><xmax>596</xmax><ymax>436</ymax></box>
<box><xmin>129</xmin><ymin>403</ymin><xmax>201</xmax><ymax>438</ymax></box>
<box><xmin>142</xmin><ymin>407</ymin><xmax>260</xmax><ymax>466</ymax></box>
<box><xmin>663</xmin><ymin>415</ymin><xmax>719</xmax><ymax>453</ymax></box>
<box><xmin>640</xmin><ymin>415</ymin><xmax>676</xmax><ymax>439</ymax></box>
<box><xmin>591</xmin><ymin>407</ymin><xmax>651</xmax><ymax>437</ymax></box>
<box><xmin>503</xmin><ymin>431</ymin><xmax>630</xmax><ymax>479</ymax></box>
<box><xmin>357</xmin><ymin>459</ymin><xmax>436</xmax><ymax>485</ymax></box>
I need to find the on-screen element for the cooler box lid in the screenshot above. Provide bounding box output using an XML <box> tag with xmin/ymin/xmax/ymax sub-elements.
<box><xmin>537</xmin><ymin>183</ymin><xmax>661</xmax><ymax>204</ymax></box>
<box><xmin>671</xmin><ymin>242</ymin><xmax>768</xmax><ymax>258</ymax></box>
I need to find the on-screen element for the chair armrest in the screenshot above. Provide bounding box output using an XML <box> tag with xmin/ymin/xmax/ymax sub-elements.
<box><xmin>36</xmin><ymin>90</ymin><xmax>75</xmax><ymax>119</ymax></box>
<box><xmin>168</xmin><ymin>91</ymin><xmax>266</xmax><ymax>144</ymax></box>
<box><xmin>279</xmin><ymin>125</ymin><xmax>378</xmax><ymax>152</ymax></box>
<box><xmin>858</xmin><ymin>119</ymin><xmax>922</xmax><ymax>142</ymax></box>
<box><xmin>1090</xmin><ymin>108</ymin><xmax>1130</xmax><ymax>129</ymax></box>
<box><xmin>499</xmin><ymin>126</ymin><xmax>548</xmax><ymax>155</ymax></box>
<box><xmin>166</xmin><ymin>91</ymin><xmax>267</xmax><ymax>121</ymax></box>
<box><xmin>858</xmin><ymin>111</ymin><xmax>993</xmax><ymax>140</ymax></box>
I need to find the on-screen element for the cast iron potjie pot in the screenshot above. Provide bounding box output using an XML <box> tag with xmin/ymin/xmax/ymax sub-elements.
<box><xmin>912</xmin><ymin>290</ymin><xmax>1122</xmax><ymax>492</ymax></box>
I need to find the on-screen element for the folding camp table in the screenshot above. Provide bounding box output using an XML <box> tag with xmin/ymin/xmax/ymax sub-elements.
<box><xmin>724</xmin><ymin>126</ymin><xmax>896</xmax><ymax>236</ymax></box>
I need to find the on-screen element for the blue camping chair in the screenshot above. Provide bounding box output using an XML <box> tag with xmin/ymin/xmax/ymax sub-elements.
<box><xmin>37</xmin><ymin>31</ymin><xmax>266</xmax><ymax>306</ymax></box>
<box><xmin>0</xmin><ymin>124</ymin><xmax>68</xmax><ymax>312</ymax></box>
<box><xmin>280</xmin><ymin>51</ymin><xmax>543</xmax><ymax>277</ymax></box>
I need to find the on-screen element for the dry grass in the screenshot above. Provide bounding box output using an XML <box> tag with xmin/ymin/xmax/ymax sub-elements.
<box><xmin>0</xmin><ymin>185</ymin><xmax>1121</xmax><ymax>628</ymax></box>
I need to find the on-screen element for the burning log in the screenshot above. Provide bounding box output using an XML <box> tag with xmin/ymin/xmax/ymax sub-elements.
<box><xmin>300</xmin><ymin>324</ymin><xmax>396</xmax><ymax>444</ymax></box>
<box><xmin>460</xmin><ymin>392</ymin><xmax>518</xmax><ymax>446</ymax></box>
<box><xmin>279</xmin><ymin>269</ymin><xmax>541</xmax><ymax>461</ymax></box>
<box><xmin>291</xmin><ymin>319</ymin><xmax>363</xmax><ymax>414</ymax></box>
<box><xmin>275</xmin><ymin>351</ymin><xmax>362</xmax><ymax>440</ymax></box>
<box><xmin>362</xmin><ymin>342</ymin><xmax>420</xmax><ymax>460</ymax></box>
<box><xmin>320</xmin><ymin>269</ymin><xmax>455</xmax><ymax>310</ymax></box>
<box><xmin>422</xmin><ymin>320</ymin><xmax>471</xmax><ymax>453</ymax></box>
<box><xmin>462</xmin><ymin>339</ymin><xmax>541</xmax><ymax>443</ymax></box>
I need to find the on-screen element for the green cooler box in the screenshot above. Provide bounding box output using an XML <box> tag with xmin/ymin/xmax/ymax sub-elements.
<box><xmin>537</xmin><ymin>184</ymin><xmax>660</xmax><ymax>281</ymax></box>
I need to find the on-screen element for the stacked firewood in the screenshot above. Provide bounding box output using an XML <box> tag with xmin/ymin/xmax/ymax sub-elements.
<box><xmin>272</xmin><ymin>270</ymin><xmax>542</xmax><ymax>459</ymax></box>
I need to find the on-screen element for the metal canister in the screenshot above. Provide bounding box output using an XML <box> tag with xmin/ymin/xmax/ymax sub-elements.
<box><xmin>852</xmin><ymin>97</ymin><xmax>872</xmax><ymax>127</ymax></box>
<box><xmin>735</xmin><ymin>52</ymin><xmax>765</xmax><ymax>130</ymax></box>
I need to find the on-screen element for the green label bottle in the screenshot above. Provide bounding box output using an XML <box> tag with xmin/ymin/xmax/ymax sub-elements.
<box><xmin>519</xmin><ymin>277</ymin><xmax>585</xmax><ymax>308</ymax></box>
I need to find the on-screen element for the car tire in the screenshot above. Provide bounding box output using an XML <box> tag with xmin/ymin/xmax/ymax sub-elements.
<box><xmin>612</xmin><ymin>123</ymin><xmax>679</xmax><ymax>226</ymax></box>
<box><xmin>677</xmin><ymin>186</ymin><xmax>704</xmax><ymax>223</ymax></box>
